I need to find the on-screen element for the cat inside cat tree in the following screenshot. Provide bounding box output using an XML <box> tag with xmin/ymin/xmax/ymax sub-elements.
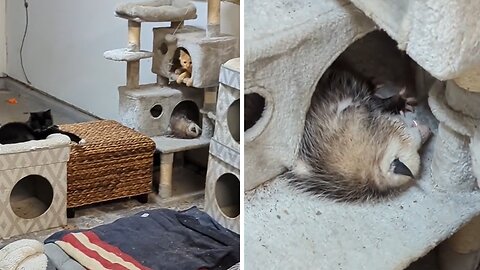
<box><xmin>174</xmin><ymin>48</ymin><xmax>193</xmax><ymax>87</ymax></box>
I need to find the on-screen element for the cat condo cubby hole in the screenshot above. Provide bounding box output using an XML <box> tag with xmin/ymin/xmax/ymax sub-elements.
<box><xmin>10</xmin><ymin>175</ymin><xmax>54</xmax><ymax>219</ymax></box>
<box><xmin>152</xmin><ymin>26</ymin><xmax>239</xmax><ymax>89</ymax></box>
<box><xmin>326</xmin><ymin>30</ymin><xmax>428</xmax><ymax>102</ymax></box>
<box><xmin>227</xmin><ymin>99</ymin><xmax>240</xmax><ymax>143</ymax></box>
<box><xmin>215</xmin><ymin>173</ymin><xmax>240</xmax><ymax>218</ymax></box>
<box><xmin>170</xmin><ymin>47</ymin><xmax>191</xmax><ymax>72</ymax></box>
<box><xmin>171</xmin><ymin>100</ymin><xmax>202</xmax><ymax>129</ymax></box>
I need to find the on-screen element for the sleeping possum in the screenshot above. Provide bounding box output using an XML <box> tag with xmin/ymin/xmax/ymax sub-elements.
<box><xmin>169</xmin><ymin>110</ymin><xmax>201</xmax><ymax>139</ymax></box>
<box><xmin>286</xmin><ymin>67</ymin><xmax>430</xmax><ymax>202</ymax></box>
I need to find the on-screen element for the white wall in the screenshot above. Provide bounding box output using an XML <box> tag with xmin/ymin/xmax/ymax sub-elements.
<box><xmin>0</xmin><ymin>0</ymin><xmax>6</xmax><ymax>75</ymax></box>
<box><xmin>5</xmin><ymin>0</ymin><xmax>239</xmax><ymax>119</ymax></box>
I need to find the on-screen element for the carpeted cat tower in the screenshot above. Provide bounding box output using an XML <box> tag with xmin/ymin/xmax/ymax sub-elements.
<box><xmin>104</xmin><ymin>0</ymin><xmax>239</xmax><ymax>198</ymax></box>
<box><xmin>244</xmin><ymin>0</ymin><xmax>480</xmax><ymax>269</ymax></box>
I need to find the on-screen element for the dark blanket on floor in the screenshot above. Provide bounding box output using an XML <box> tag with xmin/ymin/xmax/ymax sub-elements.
<box><xmin>45</xmin><ymin>207</ymin><xmax>239</xmax><ymax>270</ymax></box>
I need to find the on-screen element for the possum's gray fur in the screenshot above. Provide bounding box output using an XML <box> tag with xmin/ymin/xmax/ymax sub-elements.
<box><xmin>286</xmin><ymin>68</ymin><xmax>429</xmax><ymax>202</ymax></box>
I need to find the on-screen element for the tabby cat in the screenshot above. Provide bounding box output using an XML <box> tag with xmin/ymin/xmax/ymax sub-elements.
<box><xmin>175</xmin><ymin>49</ymin><xmax>193</xmax><ymax>87</ymax></box>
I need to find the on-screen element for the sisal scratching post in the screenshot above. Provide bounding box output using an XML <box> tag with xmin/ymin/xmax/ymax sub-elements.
<box><xmin>127</xmin><ymin>20</ymin><xmax>141</xmax><ymax>88</ymax></box>
<box><xmin>455</xmin><ymin>68</ymin><xmax>480</xmax><ymax>93</ymax></box>
<box><xmin>207</xmin><ymin>0</ymin><xmax>221</xmax><ymax>37</ymax></box>
<box><xmin>159</xmin><ymin>153</ymin><xmax>174</xmax><ymax>198</ymax></box>
<box><xmin>438</xmin><ymin>216</ymin><xmax>480</xmax><ymax>270</ymax></box>
<box><xmin>202</xmin><ymin>87</ymin><xmax>218</xmax><ymax>138</ymax></box>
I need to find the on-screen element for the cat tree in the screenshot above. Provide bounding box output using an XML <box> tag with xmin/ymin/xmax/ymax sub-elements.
<box><xmin>244</xmin><ymin>0</ymin><xmax>480</xmax><ymax>269</ymax></box>
<box><xmin>0</xmin><ymin>135</ymin><xmax>70</xmax><ymax>239</ymax></box>
<box><xmin>104</xmin><ymin>0</ymin><xmax>238</xmax><ymax>198</ymax></box>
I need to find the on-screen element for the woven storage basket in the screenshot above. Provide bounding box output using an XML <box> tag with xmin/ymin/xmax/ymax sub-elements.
<box><xmin>59</xmin><ymin>120</ymin><xmax>156</xmax><ymax>208</ymax></box>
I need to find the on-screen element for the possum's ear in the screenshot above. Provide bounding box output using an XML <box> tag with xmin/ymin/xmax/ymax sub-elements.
<box><xmin>392</xmin><ymin>158</ymin><xmax>413</xmax><ymax>177</ymax></box>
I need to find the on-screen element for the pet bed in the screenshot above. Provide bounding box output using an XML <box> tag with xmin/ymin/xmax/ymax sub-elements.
<box><xmin>44</xmin><ymin>207</ymin><xmax>240</xmax><ymax>270</ymax></box>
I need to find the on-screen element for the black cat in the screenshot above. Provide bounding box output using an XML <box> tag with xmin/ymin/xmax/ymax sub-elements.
<box><xmin>0</xmin><ymin>109</ymin><xmax>83</xmax><ymax>144</ymax></box>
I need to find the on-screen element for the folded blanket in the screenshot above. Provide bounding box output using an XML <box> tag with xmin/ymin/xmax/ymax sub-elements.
<box><xmin>45</xmin><ymin>207</ymin><xmax>239</xmax><ymax>270</ymax></box>
<box><xmin>0</xmin><ymin>239</ymin><xmax>48</xmax><ymax>270</ymax></box>
<box><xmin>44</xmin><ymin>243</ymin><xmax>86</xmax><ymax>270</ymax></box>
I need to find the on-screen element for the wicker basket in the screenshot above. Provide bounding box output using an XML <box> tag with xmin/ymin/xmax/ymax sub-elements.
<box><xmin>60</xmin><ymin>120</ymin><xmax>156</xmax><ymax>208</ymax></box>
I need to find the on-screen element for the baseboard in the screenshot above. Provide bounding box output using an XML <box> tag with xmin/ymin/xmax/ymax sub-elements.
<box><xmin>0</xmin><ymin>76</ymin><xmax>100</xmax><ymax>123</ymax></box>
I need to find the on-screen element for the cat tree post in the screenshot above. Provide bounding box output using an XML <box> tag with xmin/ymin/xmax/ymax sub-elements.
<box><xmin>204</xmin><ymin>87</ymin><xmax>217</xmax><ymax>112</ymax></box>
<box><xmin>207</xmin><ymin>0</ymin><xmax>221</xmax><ymax>37</ymax></box>
<box><xmin>127</xmin><ymin>20</ymin><xmax>141</xmax><ymax>88</ymax></box>
<box><xmin>159</xmin><ymin>153</ymin><xmax>174</xmax><ymax>198</ymax></box>
<box><xmin>202</xmin><ymin>87</ymin><xmax>217</xmax><ymax>138</ymax></box>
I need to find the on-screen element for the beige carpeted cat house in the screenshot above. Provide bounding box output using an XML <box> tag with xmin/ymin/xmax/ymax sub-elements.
<box><xmin>105</xmin><ymin>0</ymin><xmax>239</xmax><ymax>198</ymax></box>
<box><xmin>0</xmin><ymin>135</ymin><xmax>70</xmax><ymax>239</ymax></box>
<box><xmin>245</xmin><ymin>0</ymin><xmax>480</xmax><ymax>269</ymax></box>
<box><xmin>205</xmin><ymin>58</ymin><xmax>240</xmax><ymax>233</ymax></box>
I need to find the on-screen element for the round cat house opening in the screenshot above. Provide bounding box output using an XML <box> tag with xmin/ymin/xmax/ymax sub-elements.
<box><xmin>244</xmin><ymin>92</ymin><xmax>273</xmax><ymax>143</ymax></box>
<box><xmin>215</xmin><ymin>173</ymin><xmax>240</xmax><ymax>218</ymax></box>
<box><xmin>170</xmin><ymin>47</ymin><xmax>191</xmax><ymax>73</ymax></box>
<box><xmin>169</xmin><ymin>100</ymin><xmax>202</xmax><ymax>139</ymax></box>
<box><xmin>171</xmin><ymin>100</ymin><xmax>201</xmax><ymax>126</ymax></box>
<box><xmin>244</xmin><ymin>93</ymin><xmax>265</xmax><ymax>131</ymax></box>
<box><xmin>227</xmin><ymin>99</ymin><xmax>240</xmax><ymax>143</ymax></box>
<box><xmin>10</xmin><ymin>175</ymin><xmax>54</xmax><ymax>219</ymax></box>
<box><xmin>150</xmin><ymin>104</ymin><xmax>163</xmax><ymax>118</ymax></box>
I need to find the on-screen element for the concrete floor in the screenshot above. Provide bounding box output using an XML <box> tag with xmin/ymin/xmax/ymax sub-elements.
<box><xmin>0</xmin><ymin>77</ymin><xmax>205</xmax><ymax>248</ymax></box>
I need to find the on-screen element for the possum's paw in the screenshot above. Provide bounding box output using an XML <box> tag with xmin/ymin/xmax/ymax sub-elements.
<box><xmin>398</xmin><ymin>88</ymin><xmax>418</xmax><ymax>113</ymax></box>
<box><xmin>407</xmin><ymin>120</ymin><xmax>431</xmax><ymax>148</ymax></box>
<box><xmin>174</xmin><ymin>68</ymin><xmax>182</xmax><ymax>75</ymax></box>
<box><xmin>412</xmin><ymin>121</ymin><xmax>431</xmax><ymax>145</ymax></box>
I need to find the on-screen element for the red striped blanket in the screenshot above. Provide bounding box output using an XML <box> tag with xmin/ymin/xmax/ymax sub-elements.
<box><xmin>45</xmin><ymin>207</ymin><xmax>240</xmax><ymax>270</ymax></box>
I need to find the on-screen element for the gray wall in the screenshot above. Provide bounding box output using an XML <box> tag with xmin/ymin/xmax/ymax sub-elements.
<box><xmin>5</xmin><ymin>0</ymin><xmax>239</xmax><ymax>119</ymax></box>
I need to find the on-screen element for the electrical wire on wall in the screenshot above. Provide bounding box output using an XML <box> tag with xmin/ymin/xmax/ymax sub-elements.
<box><xmin>20</xmin><ymin>0</ymin><xmax>31</xmax><ymax>84</ymax></box>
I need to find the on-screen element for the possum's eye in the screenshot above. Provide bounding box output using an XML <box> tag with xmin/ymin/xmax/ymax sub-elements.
<box><xmin>392</xmin><ymin>158</ymin><xmax>413</xmax><ymax>177</ymax></box>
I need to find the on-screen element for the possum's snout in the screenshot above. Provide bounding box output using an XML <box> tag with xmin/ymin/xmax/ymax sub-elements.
<box><xmin>186</xmin><ymin>123</ymin><xmax>201</xmax><ymax>138</ymax></box>
<box><xmin>170</xmin><ymin>113</ymin><xmax>202</xmax><ymax>139</ymax></box>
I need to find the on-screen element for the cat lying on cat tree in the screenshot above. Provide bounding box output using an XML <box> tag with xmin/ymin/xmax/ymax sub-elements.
<box><xmin>175</xmin><ymin>49</ymin><xmax>193</xmax><ymax>87</ymax></box>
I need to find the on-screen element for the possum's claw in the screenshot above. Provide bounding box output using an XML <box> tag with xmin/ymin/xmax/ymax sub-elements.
<box><xmin>399</xmin><ymin>88</ymin><xmax>418</xmax><ymax>113</ymax></box>
<box><xmin>394</xmin><ymin>93</ymin><xmax>417</xmax><ymax>114</ymax></box>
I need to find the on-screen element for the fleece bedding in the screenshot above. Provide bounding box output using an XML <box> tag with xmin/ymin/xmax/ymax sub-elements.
<box><xmin>44</xmin><ymin>207</ymin><xmax>240</xmax><ymax>270</ymax></box>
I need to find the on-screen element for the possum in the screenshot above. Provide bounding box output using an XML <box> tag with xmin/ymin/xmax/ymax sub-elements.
<box><xmin>169</xmin><ymin>110</ymin><xmax>201</xmax><ymax>139</ymax></box>
<box><xmin>286</xmin><ymin>67</ymin><xmax>430</xmax><ymax>202</ymax></box>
